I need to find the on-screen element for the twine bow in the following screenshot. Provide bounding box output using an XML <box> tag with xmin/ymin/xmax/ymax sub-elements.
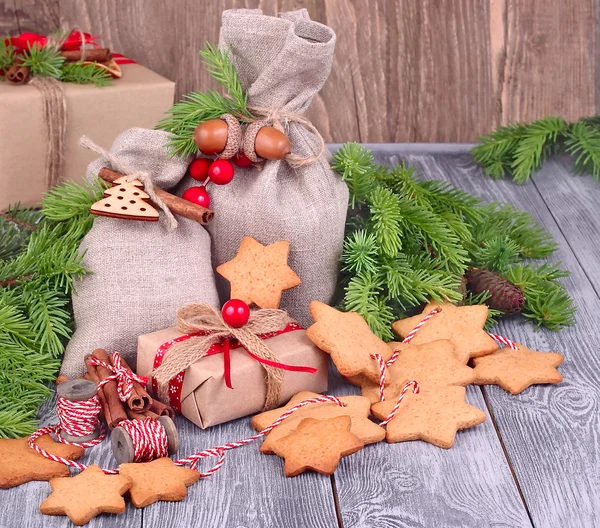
<box><xmin>79</xmin><ymin>135</ymin><xmax>178</xmax><ymax>229</ymax></box>
<box><xmin>246</xmin><ymin>106</ymin><xmax>326</xmax><ymax>168</ymax></box>
<box><xmin>152</xmin><ymin>304</ymin><xmax>296</xmax><ymax>411</ymax></box>
<box><xmin>88</xmin><ymin>352</ymin><xmax>149</xmax><ymax>402</ymax></box>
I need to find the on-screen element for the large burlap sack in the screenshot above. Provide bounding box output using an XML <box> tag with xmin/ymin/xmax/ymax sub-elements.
<box><xmin>61</xmin><ymin>128</ymin><xmax>219</xmax><ymax>378</ymax></box>
<box><xmin>208</xmin><ymin>9</ymin><xmax>349</xmax><ymax>327</ymax></box>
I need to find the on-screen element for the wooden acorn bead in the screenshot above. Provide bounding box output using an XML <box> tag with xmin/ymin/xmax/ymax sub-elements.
<box><xmin>243</xmin><ymin>121</ymin><xmax>291</xmax><ymax>163</ymax></box>
<box><xmin>194</xmin><ymin>114</ymin><xmax>241</xmax><ymax>159</ymax></box>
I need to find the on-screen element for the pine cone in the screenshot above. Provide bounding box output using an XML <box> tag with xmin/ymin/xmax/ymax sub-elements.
<box><xmin>466</xmin><ymin>268</ymin><xmax>524</xmax><ymax>314</ymax></box>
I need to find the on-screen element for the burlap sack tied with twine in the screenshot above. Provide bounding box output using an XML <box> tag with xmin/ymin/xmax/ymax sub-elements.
<box><xmin>61</xmin><ymin>128</ymin><xmax>220</xmax><ymax>378</ymax></box>
<box><xmin>208</xmin><ymin>9</ymin><xmax>349</xmax><ymax>327</ymax></box>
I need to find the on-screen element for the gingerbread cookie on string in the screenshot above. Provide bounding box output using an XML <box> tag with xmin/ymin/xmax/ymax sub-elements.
<box><xmin>392</xmin><ymin>302</ymin><xmax>498</xmax><ymax>363</ymax></box>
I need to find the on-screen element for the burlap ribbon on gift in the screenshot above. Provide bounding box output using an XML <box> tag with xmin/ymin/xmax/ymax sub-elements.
<box><xmin>152</xmin><ymin>304</ymin><xmax>293</xmax><ymax>410</ymax></box>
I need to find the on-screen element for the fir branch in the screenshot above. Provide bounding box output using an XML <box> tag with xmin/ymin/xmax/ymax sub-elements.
<box><xmin>156</xmin><ymin>43</ymin><xmax>251</xmax><ymax>158</ymax></box>
<box><xmin>0</xmin><ymin>36</ymin><xmax>15</xmax><ymax>74</ymax></box>
<box><xmin>471</xmin><ymin>122</ymin><xmax>528</xmax><ymax>179</ymax></box>
<box><xmin>332</xmin><ymin>142</ymin><xmax>379</xmax><ymax>207</ymax></box>
<box><xmin>43</xmin><ymin>180</ymin><xmax>106</xmax><ymax>221</ymax></box>
<box><xmin>341</xmin><ymin>230</ymin><xmax>379</xmax><ymax>275</ymax></box>
<box><xmin>60</xmin><ymin>62</ymin><xmax>112</xmax><ymax>87</ymax></box>
<box><xmin>368</xmin><ymin>187</ymin><xmax>403</xmax><ymax>258</ymax></box>
<box><xmin>470</xmin><ymin>236</ymin><xmax>521</xmax><ymax>274</ymax></box>
<box><xmin>199</xmin><ymin>43</ymin><xmax>248</xmax><ymax>110</ymax></box>
<box><xmin>20</xmin><ymin>42</ymin><xmax>65</xmax><ymax>78</ymax></box>
<box><xmin>564</xmin><ymin>121</ymin><xmax>600</xmax><ymax>180</ymax></box>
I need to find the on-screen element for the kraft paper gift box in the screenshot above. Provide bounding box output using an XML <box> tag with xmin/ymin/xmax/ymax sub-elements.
<box><xmin>137</xmin><ymin>326</ymin><xmax>329</xmax><ymax>429</ymax></box>
<box><xmin>0</xmin><ymin>63</ymin><xmax>175</xmax><ymax>210</ymax></box>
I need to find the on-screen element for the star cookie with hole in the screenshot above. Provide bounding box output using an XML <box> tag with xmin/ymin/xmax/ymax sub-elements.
<box><xmin>119</xmin><ymin>457</ymin><xmax>200</xmax><ymax>508</ymax></box>
<box><xmin>252</xmin><ymin>391</ymin><xmax>385</xmax><ymax>454</ymax></box>
<box><xmin>472</xmin><ymin>343</ymin><xmax>564</xmax><ymax>394</ymax></box>
<box><xmin>372</xmin><ymin>385</ymin><xmax>487</xmax><ymax>449</ymax></box>
<box><xmin>40</xmin><ymin>465</ymin><xmax>132</xmax><ymax>526</ymax></box>
<box><xmin>0</xmin><ymin>434</ymin><xmax>84</xmax><ymax>489</ymax></box>
<box><xmin>216</xmin><ymin>236</ymin><xmax>301</xmax><ymax>309</ymax></box>
<box><xmin>392</xmin><ymin>302</ymin><xmax>497</xmax><ymax>363</ymax></box>
<box><xmin>354</xmin><ymin>340</ymin><xmax>476</xmax><ymax>405</ymax></box>
<box><xmin>306</xmin><ymin>301</ymin><xmax>391</xmax><ymax>383</ymax></box>
<box><xmin>272</xmin><ymin>416</ymin><xmax>364</xmax><ymax>477</ymax></box>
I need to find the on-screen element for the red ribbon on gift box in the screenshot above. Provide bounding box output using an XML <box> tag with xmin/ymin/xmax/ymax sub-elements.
<box><xmin>152</xmin><ymin>323</ymin><xmax>318</xmax><ymax>412</ymax></box>
<box><xmin>5</xmin><ymin>31</ymin><xmax>136</xmax><ymax>64</ymax></box>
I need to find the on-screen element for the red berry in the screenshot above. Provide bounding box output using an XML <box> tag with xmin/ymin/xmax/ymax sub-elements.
<box><xmin>232</xmin><ymin>152</ymin><xmax>253</xmax><ymax>168</ymax></box>
<box><xmin>221</xmin><ymin>299</ymin><xmax>250</xmax><ymax>328</ymax></box>
<box><xmin>208</xmin><ymin>160</ymin><xmax>235</xmax><ymax>185</ymax></box>
<box><xmin>188</xmin><ymin>158</ymin><xmax>212</xmax><ymax>181</ymax></box>
<box><xmin>182</xmin><ymin>186</ymin><xmax>211</xmax><ymax>208</ymax></box>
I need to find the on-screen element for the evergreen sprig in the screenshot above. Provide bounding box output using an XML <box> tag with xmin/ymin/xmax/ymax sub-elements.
<box><xmin>0</xmin><ymin>36</ymin><xmax>15</xmax><ymax>74</ymax></box>
<box><xmin>473</xmin><ymin>115</ymin><xmax>600</xmax><ymax>183</ymax></box>
<box><xmin>333</xmin><ymin>142</ymin><xmax>574</xmax><ymax>338</ymax></box>
<box><xmin>20</xmin><ymin>42</ymin><xmax>65</xmax><ymax>78</ymax></box>
<box><xmin>60</xmin><ymin>62</ymin><xmax>112</xmax><ymax>87</ymax></box>
<box><xmin>0</xmin><ymin>181</ymin><xmax>102</xmax><ymax>438</ymax></box>
<box><xmin>156</xmin><ymin>43</ymin><xmax>252</xmax><ymax>158</ymax></box>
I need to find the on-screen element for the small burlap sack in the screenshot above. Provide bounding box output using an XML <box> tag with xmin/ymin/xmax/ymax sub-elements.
<box><xmin>61</xmin><ymin>128</ymin><xmax>219</xmax><ymax>378</ymax></box>
<box><xmin>208</xmin><ymin>9</ymin><xmax>349</xmax><ymax>327</ymax></box>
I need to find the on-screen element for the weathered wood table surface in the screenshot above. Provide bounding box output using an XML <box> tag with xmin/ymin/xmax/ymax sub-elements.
<box><xmin>1</xmin><ymin>145</ymin><xmax>598</xmax><ymax>528</ymax></box>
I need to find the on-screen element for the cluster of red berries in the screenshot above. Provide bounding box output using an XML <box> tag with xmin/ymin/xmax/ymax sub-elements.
<box><xmin>182</xmin><ymin>153</ymin><xmax>253</xmax><ymax>209</ymax></box>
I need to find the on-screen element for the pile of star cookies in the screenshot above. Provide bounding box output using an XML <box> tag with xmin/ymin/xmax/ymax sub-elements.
<box><xmin>0</xmin><ymin>436</ymin><xmax>200</xmax><ymax>526</ymax></box>
<box><xmin>249</xmin><ymin>300</ymin><xmax>564</xmax><ymax>476</ymax></box>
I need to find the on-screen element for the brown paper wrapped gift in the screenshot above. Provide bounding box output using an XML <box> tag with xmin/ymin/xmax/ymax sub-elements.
<box><xmin>0</xmin><ymin>63</ymin><xmax>174</xmax><ymax>210</ymax></box>
<box><xmin>137</xmin><ymin>326</ymin><xmax>329</xmax><ymax>429</ymax></box>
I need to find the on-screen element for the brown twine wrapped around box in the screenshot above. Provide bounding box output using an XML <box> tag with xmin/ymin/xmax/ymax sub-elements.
<box><xmin>152</xmin><ymin>304</ymin><xmax>294</xmax><ymax>411</ymax></box>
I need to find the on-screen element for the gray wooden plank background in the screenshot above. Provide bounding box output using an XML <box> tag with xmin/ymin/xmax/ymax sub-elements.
<box><xmin>1</xmin><ymin>0</ymin><xmax>598</xmax><ymax>142</ymax></box>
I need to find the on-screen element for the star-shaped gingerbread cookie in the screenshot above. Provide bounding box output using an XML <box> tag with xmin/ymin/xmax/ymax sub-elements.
<box><xmin>272</xmin><ymin>416</ymin><xmax>364</xmax><ymax>477</ymax></box>
<box><xmin>371</xmin><ymin>385</ymin><xmax>486</xmax><ymax>448</ymax></box>
<box><xmin>0</xmin><ymin>434</ymin><xmax>84</xmax><ymax>489</ymax></box>
<box><xmin>216</xmin><ymin>236</ymin><xmax>301</xmax><ymax>309</ymax></box>
<box><xmin>306</xmin><ymin>301</ymin><xmax>390</xmax><ymax>383</ymax></box>
<box><xmin>472</xmin><ymin>344</ymin><xmax>564</xmax><ymax>394</ymax></box>
<box><xmin>355</xmin><ymin>340</ymin><xmax>476</xmax><ymax>404</ymax></box>
<box><xmin>252</xmin><ymin>391</ymin><xmax>385</xmax><ymax>453</ymax></box>
<box><xmin>40</xmin><ymin>465</ymin><xmax>132</xmax><ymax>526</ymax></box>
<box><xmin>119</xmin><ymin>457</ymin><xmax>200</xmax><ymax>508</ymax></box>
<box><xmin>392</xmin><ymin>302</ymin><xmax>497</xmax><ymax>362</ymax></box>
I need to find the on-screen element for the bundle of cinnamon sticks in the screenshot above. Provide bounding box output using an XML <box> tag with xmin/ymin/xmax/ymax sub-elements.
<box><xmin>82</xmin><ymin>348</ymin><xmax>174</xmax><ymax>429</ymax></box>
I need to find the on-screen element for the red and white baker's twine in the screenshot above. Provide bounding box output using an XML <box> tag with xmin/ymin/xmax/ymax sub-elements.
<box><xmin>88</xmin><ymin>352</ymin><xmax>149</xmax><ymax>401</ymax></box>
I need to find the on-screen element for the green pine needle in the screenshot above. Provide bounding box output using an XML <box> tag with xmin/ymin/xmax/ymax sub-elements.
<box><xmin>156</xmin><ymin>43</ymin><xmax>251</xmax><ymax>158</ymax></box>
<box><xmin>473</xmin><ymin>115</ymin><xmax>600</xmax><ymax>184</ymax></box>
<box><xmin>60</xmin><ymin>62</ymin><xmax>113</xmax><ymax>87</ymax></box>
<box><xmin>0</xmin><ymin>36</ymin><xmax>15</xmax><ymax>73</ymax></box>
<box><xmin>20</xmin><ymin>42</ymin><xmax>65</xmax><ymax>78</ymax></box>
<box><xmin>334</xmin><ymin>143</ymin><xmax>574</xmax><ymax>337</ymax></box>
<box><xmin>0</xmin><ymin>180</ymin><xmax>100</xmax><ymax>437</ymax></box>
<box><xmin>565</xmin><ymin>121</ymin><xmax>600</xmax><ymax>180</ymax></box>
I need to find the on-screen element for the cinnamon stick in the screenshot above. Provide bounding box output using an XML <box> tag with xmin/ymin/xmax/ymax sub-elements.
<box><xmin>148</xmin><ymin>399</ymin><xmax>175</xmax><ymax>419</ymax></box>
<box><xmin>85</xmin><ymin>356</ymin><xmax>113</xmax><ymax>425</ymax></box>
<box><xmin>61</xmin><ymin>48</ymin><xmax>112</xmax><ymax>63</ymax></box>
<box><xmin>88</xmin><ymin>349</ymin><xmax>129</xmax><ymax>429</ymax></box>
<box><xmin>98</xmin><ymin>167</ymin><xmax>215</xmax><ymax>225</ymax></box>
<box><xmin>126</xmin><ymin>408</ymin><xmax>161</xmax><ymax>421</ymax></box>
<box><xmin>6</xmin><ymin>58</ymin><xmax>30</xmax><ymax>85</ymax></box>
<box><xmin>111</xmin><ymin>354</ymin><xmax>152</xmax><ymax>412</ymax></box>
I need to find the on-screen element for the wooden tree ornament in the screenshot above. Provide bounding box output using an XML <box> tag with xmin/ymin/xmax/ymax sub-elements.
<box><xmin>90</xmin><ymin>176</ymin><xmax>159</xmax><ymax>222</ymax></box>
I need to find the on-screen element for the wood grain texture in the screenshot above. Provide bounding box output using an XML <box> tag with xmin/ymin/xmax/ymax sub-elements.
<box><xmin>376</xmin><ymin>146</ymin><xmax>600</xmax><ymax>527</ymax></box>
<box><xmin>530</xmin><ymin>156</ymin><xmax>600</xmax><ymax>298</ymax></box>
<box><xmin>493</xmin><ymin>0</ymin><xmax>596</xmax><ymax>125</ymax></box>
<box><xmin>45</xmin><ymin>1</ymin><xmax>596</xmax><ymax>142</ymax></box>
<box><xmin>0</xmin><ymin>395</ymin><xmax>142</xmax><ymax>528</ymax></box>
